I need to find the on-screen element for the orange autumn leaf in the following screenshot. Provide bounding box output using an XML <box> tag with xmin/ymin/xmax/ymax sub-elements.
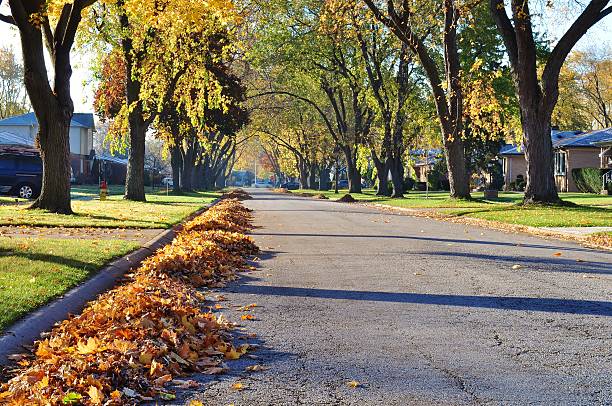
<box><xmin>88</xmin><ymin>385</ymin><xmax>104</xmax><ymax>405</ymax></box>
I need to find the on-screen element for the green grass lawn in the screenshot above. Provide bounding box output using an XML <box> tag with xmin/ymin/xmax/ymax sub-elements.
<box><xmin>0</xmin><ymin>186</ymin><xmax>221</xmax><ymax>228</ymax></box>
<box><xmin>294</xmin><ymin>189</ymin><xmax>612</xmax><ymax>227</ymax></box>
<box><xmin>0</xmin><ymin>237</ymin><xmax>139</xmax><ymax>330</ymax></box>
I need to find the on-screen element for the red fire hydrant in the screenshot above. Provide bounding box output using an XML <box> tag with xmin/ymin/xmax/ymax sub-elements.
<box><xmin>100</xmin><ymin>180</ymin><xmax>108</xmax><ymax>201</ymax></box>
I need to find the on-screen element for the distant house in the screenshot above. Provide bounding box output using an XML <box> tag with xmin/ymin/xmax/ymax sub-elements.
<box><xmin>0</xmin><ymin>112</ymin><xmax>95</xmax><ymax>179</ymax></box>
<box><xmin>500</xmin><ymin>128</ymin><xmax>612</xmax><ymax>192</ymax></box>
<box><xmin>411</xmin><ymin>150</ymin><xmax>441</xmax><ymax>183</ymax></box>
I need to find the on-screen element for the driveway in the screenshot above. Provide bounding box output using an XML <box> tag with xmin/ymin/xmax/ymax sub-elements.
<box><xmin>189</xmin><ymin>190</ymin><xmax>612</xmax><ymax>405</ymax></box>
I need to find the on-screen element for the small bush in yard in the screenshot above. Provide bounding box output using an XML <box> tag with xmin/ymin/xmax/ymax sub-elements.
<box><xmin>572</xmin><ymin>168</ymin><xmax>605</xmax><ymax>193</ymax></box>
<box><xmin>0</xmin><ymin>198</ymin><xmax>258</xmax><ymax>405</ymax></box>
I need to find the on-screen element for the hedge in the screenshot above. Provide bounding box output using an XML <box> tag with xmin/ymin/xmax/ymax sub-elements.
<box><xmin>571</xmin><ymin>167</ymin><xmax>605</xmax><ymax>193</ymax></box>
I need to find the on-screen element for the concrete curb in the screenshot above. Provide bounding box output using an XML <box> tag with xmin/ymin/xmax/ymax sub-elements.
<box><xmin>0</xmin><ymin>198</ymin><xmax>221</xmax><ymax>365</ymax></box>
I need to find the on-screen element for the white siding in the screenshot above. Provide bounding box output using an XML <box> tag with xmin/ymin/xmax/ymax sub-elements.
<box><xmin>0</xmin><ymin>123</ymin><xmax>94</xmax><ymax>156</ymax></box>
<box><xmin>69</xmin><ymin>127</ymin><xmax>81</xmax><ymax>154</ymax></box>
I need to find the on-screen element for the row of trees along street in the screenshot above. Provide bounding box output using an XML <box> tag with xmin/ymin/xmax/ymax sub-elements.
<box><xmin>0</xmin><ymin>0</ymin><xmax>610</xmax><ymax>213</ymax></box>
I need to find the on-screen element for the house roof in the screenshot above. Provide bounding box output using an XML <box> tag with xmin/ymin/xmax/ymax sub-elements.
<box><xmin>557</xmin><ymin>127</ymin><xmax>612</xmax><ymax>148</ymax></box>
<box><xmin>500</xmin><ymin>130</ymin><xmax>584</xmax><ymax>156</ymax></box>
<box><xmin>0</xmin><ymin>131</ymin><xmax>33</xmax><ymax>146</ymax></box>
<box><xmin>0</xmin><ymin>112</ymin><xmax>96</xmax><ymax>130</ymax></box>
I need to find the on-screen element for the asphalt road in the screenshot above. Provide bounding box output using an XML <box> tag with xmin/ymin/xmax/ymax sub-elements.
<box><xmin>187</xmin><ymin>190</ymin><xmax>612</xmax><ymax>405</ymax></box>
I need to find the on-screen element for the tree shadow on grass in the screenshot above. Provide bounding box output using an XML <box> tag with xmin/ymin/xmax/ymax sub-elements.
<box><xmin>0</xmin><ymin>248</ymin><xmax>107</xmax><ymax>271</ymax></box>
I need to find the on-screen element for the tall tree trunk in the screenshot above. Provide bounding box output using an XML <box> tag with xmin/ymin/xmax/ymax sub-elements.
<box><xmin>124</xmin><ymin>107</ymin><xmax>147</xmax><ymax>201</ymax></box>
<box><xmin>181</xmin><ymin>141</ymin><xmax>196</xmax><ymax>192</ymax></box>
<box><xmin>308</xmin><ymin>163</ymin><xmax>317</xmax><ymax>189</ymax></box>
<box><xmin>343</xmin><ymin>146</ymin><xmax>362</xmax><ymax>194</ymax></box>
<box><xmin>319</xmin><ymin>166</ymin><xmax>331</xmax><ymax>190</ymax></box>
<box><xmin>121</xmin><ymin>8</ymin><xmax>146</xmax><ymax>202</ymax></box>
<box><xmin>522</xmin><ymin>112</ymin><xmax>559</xmax><ymax>203</ymax></box>
<box><xmin>297</xmin><ymin>157</ymin><xmax>309</xmax><ymax>189</ymax></box>
<box><xmin>444</xmin><ymin>135</ymin><xmax>470</xmax><ymax>198</ymax></box>
<box><xmin>31</xmin><ymin>112</ymin><xmax>73</xmax><ymax>213</ymax></box>
<box><xmin>372</xmin><ymin>151</ymin><xmax>390</xmax><ymax>196</ymax></box>
<box><xmin>170</xmin><ymin>144</ymin><xmax>182</xmax><ymax>193</ymax></box>
<box><xmin>389</xmin><ymin>155</ymin><xmax>404</xmax><ymax>198</ymax></box>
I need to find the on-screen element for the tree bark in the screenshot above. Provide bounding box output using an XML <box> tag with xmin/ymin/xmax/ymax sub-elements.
<box><xmin>30</xmin><ymin>112</ymin><xmax>73</xmax><ymax>213</ymax></box>
<box><xmin>170</xmin><ymin>144</ymin><xmax>182</xmax><ymax>193</ymax></box>
<box><xmin>120</xmin><ymin>7</ymin><xmax>147</xmax><ymax>202</ymax></box>
<box><xmin>371</xmin><ymin>150</ymin><xmax>390</xmax><ymax>196</ymax></box>
<box><xmin>343</xmin><ymin>146</ymin><xmax>362</xmax><ymax>194</ymax></box>
<box><xmin>522</xmin><ymin>113</ymin><xmax>559</xmax><ymax>203</ymax></box>
<box><xmin>319</xmin><ymin>166</ymin><xmax>331</xmax><ymax>190</ymax></box>
<box><xmin>389</xmin><ymin>155</ymin><xmax>405</xmax><ymax>198</ymax></box>
<box><xmin>124</xmin><ymin>105</ymin><xmax>147</xmax><ymax>201</ymax></box>
<box><xmin>444</xmin><ymin>134</ymin><xmax>470</xmax><ymax>198</ymax></box>
<box><xmin>308</xmin><ymin>163</ymin><xmax>317</xmax><ymax>189</ymax></box>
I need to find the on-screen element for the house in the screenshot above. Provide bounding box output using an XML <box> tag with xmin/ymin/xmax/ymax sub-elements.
<box><xmin>500</xmin><ymin>128</ymin><xmax>612</xmax><ymax>192</ymax></box>
<box><xmin>411</xmin><ymin>150</ymin><xmax>441</xmax><ymax>183</ymax></box>
<box><xmin>0</xmin><ymin>112</ymin><xmax>95</xmax><ymax>180</ymax></box>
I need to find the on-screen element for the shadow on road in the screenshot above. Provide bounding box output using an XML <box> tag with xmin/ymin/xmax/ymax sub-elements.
<box><xmin>252</xmin><ymin>232</ymin><xmax>609</xmax><ymax>255</ymax></box>
<box><xmin>234</xmin><ymin>284</ymin><xmax>612</xmax><ymax>317</ymax></box>
<box><xmin>415</xmin><ymin>251</ymin><xmax>612</xmax><ymax>275</ymax></box>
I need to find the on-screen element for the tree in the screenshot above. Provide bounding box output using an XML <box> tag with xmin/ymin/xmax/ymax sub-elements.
<box><xmin>362</xmin><ymin>0</ymin><xmax>472</xmax><ymax>199</ymax></box>
<box><xmin>561</xmin><ymin>49</ymin><xmax>612</xmax><ymax>129</ymax></box>
<box><xmin>87</xmin><ymin>0</ymin><xmax>238</xmax><ymax>200</ymax></box>
<box><xmin>490</xmin><ymin>0</ymin><xmax>612</xmax><ymax>204</ymax></box>
<box><xmin>0</xmin><ymin>0</ymin><xmax>96</xmax><ymax>214</ymax></box>
<box><xmin>248</xmin><ymin>0</ymin><xmax>372</xmax><ymax>193</ymax></box>
<box><xmin>0</xmin><ymin>45</ymin><xmax>29</xmax><ymax>119</ymax></box>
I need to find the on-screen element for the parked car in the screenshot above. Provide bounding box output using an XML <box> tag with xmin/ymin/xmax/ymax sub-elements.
<box><xmin>162</xmin><ymin>177</ymin><xmax>174</xmax><ymax>187</ymax></box>
<box><xmin>251</xmin><ymin>180</ymin><xmax>273</xmax><ymax>188</ymax></box>
<box><xmin>280</xmin><ymin>181</ymin><xmax>300</xmax><ymax>190</ymax></box>
<box><xmin>0</xmin><ymin>146</ymin><xmax>42</xmax><ymax>199</ymax></box>
<box><xmin>336</xmin><ymin>179</ymin><xmax>349</xmax><ymax>189</ymax></box>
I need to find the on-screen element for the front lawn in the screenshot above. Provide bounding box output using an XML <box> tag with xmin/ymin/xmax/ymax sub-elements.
<box><xmin>294</xmin><ymin>189</ymin><xmax>612</xmax><ymax>227</ymax></box>
<box><xmin>0</xmin><ymin>188</ymin><xmax>221</xmax><ymax>228</ymax></box>
<box><xmin>0</xmin><ymin>237</ymin><xmax>139</xmax><ymax>330</ymax></box>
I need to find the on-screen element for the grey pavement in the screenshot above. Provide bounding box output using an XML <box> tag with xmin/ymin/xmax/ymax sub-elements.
<box><xmin>187</xmin><ymin>190</ymin><xmax>612</xmax><ymax>405</ymax></box>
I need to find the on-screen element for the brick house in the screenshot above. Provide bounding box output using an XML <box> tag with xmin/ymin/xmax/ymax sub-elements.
<box><xmin>500</xmin><ymin>128</ymin><xmax>612</xmax><ymax>192</ymax></box>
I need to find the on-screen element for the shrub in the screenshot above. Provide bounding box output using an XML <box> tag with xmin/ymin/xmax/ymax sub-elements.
<box><xmin>403</xmin><ymin>177</ymin><xmax>415</xmax><ymax>191</ymax></box>
<box><xmin>572</xmin><ymin>168</ymin><xmax>605</xmax><ymax>193</ymax></box>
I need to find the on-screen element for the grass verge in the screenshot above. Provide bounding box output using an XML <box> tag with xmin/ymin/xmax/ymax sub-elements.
<box><xmin>1</xmin><ymin>199</ymin><xmax>259</xmax><ymax>404</ymax></box>
<box><xmin>0</xmin><ymin>237</ymin><xmax>139</xmax><ymax>330</ymax></box>
<box><xmin>0</xmin><ymin>188</ymin><xmax>220</xmax><ymax>229</ymax></box>
<box><xmin>291</xmin><ymin>189</ymin><xmax>612</xmax><ymax>228</ymax></box>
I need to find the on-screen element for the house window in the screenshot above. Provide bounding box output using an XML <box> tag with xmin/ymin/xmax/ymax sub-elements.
<box><xmin>554</xmin><ymin>151</ymin><xmax>566</xmax><ymax>176</ymax></box>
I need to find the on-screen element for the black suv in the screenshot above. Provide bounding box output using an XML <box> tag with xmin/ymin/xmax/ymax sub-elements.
<box><xmin>0</xmin><ymin>145</ymin><xmax>42</xmax><ymax>199</ymax></box>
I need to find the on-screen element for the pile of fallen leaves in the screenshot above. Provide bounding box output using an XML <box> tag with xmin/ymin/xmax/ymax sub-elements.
<box><xmin>220</xmin><ymin>189</ymin><xmax>252</xmax><ymax>201</ymax></box>
<box><xmin>336</xmin><ymin>194</ymin><xmax>356</xmax><ymax>203</ymax></box>
<box><xmin>585</xmin><ymin>232</ymin><xmax>612</xmax><ymax>249</ymax></box>
<box><xmin>0</xmin><ymin>198</ymin><xmax>258</xmax><ymax>405</ymax></box>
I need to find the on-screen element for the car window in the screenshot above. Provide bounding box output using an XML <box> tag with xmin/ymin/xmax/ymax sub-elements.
<box><xmin>17</xmin><ymin>156</ymin><xmax>42</xmax><ymax>172</ymax></box>
<box><xmin>0</xmin><ymin>156</ymin><xmax>16</xmax><ymax>171</ymax></box>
